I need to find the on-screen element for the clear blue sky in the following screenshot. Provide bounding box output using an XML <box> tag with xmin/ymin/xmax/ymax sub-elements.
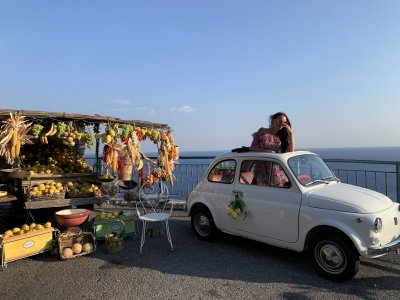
<box><xmin>1</xmin><ymin>0</ymin><xmax>399</xmax><ymax>152</ymax></box>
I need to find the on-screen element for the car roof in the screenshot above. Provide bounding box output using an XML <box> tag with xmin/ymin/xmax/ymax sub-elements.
<box><xmin>213</xmin><ymin>150</ymin><xmax>316</xmax><ymax>162</ymax></box>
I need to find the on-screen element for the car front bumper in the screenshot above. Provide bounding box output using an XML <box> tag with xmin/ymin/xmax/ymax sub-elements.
<box><xmin>367</xmin><ymin>236</ymin><xmax>400</xmax><ymax>256</ymax></box>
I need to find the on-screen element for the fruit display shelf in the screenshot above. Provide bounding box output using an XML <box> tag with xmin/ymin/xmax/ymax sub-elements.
<box><xmin>24</xmin><ymin>196</ymin><xmax>108</xmax><ymax>210</ymax></box>
<box><xmin>0</xmin><ymin>227</ymin><xmax>58</xmax><ymax>270</ymax></box>
<box><xmin>21</xmin><ymin>173</ymin><xmax>108</xmax><ymax>210</ymax></box>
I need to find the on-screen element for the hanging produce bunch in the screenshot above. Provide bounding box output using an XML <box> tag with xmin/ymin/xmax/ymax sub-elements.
<box><xmin>98</xmin><ymin>124</ymin><xmax>176</xmax><ymax>186</ymax></box>
<box><xmin>157</xmin><ymin>131</ymin><xmax>179</xmax><ymax>186</ymax></box>
<box><xmin>0</xmin><ymin>112</ymin><xmax>33</xmax><ymax>165</ymax></box>
<box><xmin>227</xmin><ymin>193</ymin><xmax>246</xmax><ymax>220</ymax></box>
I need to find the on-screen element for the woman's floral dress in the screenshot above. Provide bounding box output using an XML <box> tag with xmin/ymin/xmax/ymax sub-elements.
<box><xmin>252</xmin><ymin>131</ymin><xmax>288</xmax><ymax>186</ymax></box>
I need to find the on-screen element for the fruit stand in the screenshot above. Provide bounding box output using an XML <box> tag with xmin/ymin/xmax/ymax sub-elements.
<box><xmin>0</xmin><ymin>109</ymin><xmax>179</xmax><ymax>269</ymax></box>
<box><xmin>0</xmin><ymin>109</ymin><xmax>178</xmax><ymax>212</ymax></box>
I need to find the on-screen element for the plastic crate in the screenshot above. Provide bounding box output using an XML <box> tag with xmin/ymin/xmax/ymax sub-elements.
<box><xmin>92</xmin><ymin>214</ymin><xmax>136</xmax><ymax>239</ymax></box>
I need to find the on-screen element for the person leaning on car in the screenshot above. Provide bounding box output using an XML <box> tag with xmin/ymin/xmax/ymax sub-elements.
<box><xmin>250</xmin><ymin>112</ymin><xmax>295</xmax><ymax>186</ymax></box>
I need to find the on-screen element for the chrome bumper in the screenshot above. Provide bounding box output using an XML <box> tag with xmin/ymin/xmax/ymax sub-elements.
<box><xmin>367</xmin><ymin>236</ymin><xmax>400</xmax><ymax>256</ymax></box>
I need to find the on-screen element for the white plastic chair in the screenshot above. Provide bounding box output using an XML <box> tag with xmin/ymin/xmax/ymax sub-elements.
<box><xmin>135</xmin><ymin>182</ymin><xmax>173</xmax><ymax>254</ymax></box>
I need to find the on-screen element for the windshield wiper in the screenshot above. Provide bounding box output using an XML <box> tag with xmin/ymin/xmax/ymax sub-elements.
<box><xmin>322</xmin><ymin>175</ymin><xmax>341</xmax><ymax>183</ymax></box>
<box><xmin>305</xmin><ymin>176</ymin><xmax>340</xmax><ymax>187</ymax></box>
<box><xmin>305</xmin><ymin>179</ymin><xmax>330</xmax><ymax>187</ymax></box>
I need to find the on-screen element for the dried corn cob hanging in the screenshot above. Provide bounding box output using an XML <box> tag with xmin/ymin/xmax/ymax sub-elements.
<box><xmin>0</xmin><ymin>112</ymin><xmax>33</xmax><ymax>165</ymax></box>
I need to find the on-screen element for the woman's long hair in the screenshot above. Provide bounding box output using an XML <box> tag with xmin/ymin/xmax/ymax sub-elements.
<box><xmin>270</xmin><ymin>112</ymin><xmax>292</xmax><ymax>153</ymax></box>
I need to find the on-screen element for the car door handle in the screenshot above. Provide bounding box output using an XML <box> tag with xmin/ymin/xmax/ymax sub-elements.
<box><xmin>232</xmin><ymin>190</ymin><xmax>243</xmax><ymax>196</ymax></box>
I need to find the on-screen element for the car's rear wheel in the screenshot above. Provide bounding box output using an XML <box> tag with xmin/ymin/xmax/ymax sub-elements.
<box><xmin>191</xmin><ymin>207</ymin><xmax>217</xmax><ymax>241</ymax></box>
<box><xmin>309</xmin><ymin>233</ymin><xmax>359</xmax><ymax>282</ymax></box>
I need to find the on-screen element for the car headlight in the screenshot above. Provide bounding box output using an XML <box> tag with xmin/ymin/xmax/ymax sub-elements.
<box><xmin>374</xmin><ymin>217</ymin><xmax>382</xmax><ymax>233</ymax></box>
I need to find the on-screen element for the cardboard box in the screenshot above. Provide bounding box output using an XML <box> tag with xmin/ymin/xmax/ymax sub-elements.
<box><xmin>0</xmin><ymin>228</ymin><xmax>56</xmax><ymax>270</ymax></box>
<box><xmin>92</xmin><ymin>214</ymin><xmax>136</xmax><ymax>239</ymax></box>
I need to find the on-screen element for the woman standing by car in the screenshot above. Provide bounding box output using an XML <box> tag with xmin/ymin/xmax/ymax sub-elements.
<box><xmin>250</xmin><ymin>112</ymin><xmax>295</xmax><ymax>185</ymax></box>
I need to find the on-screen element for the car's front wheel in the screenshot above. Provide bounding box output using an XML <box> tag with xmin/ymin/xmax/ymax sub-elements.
<box><xmin>191</xmin><ymin>207</ymin><xmax>217</xmax><ymax>241</ymax></box>
<box><xmin>309</xmin><ymin>233</ymin><xmax>360</xmax><ymax>282</ymax></box>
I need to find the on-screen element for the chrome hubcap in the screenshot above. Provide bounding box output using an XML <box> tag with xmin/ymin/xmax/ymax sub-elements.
<box><xmin>195</xmin><ymin>214</ymin><xmax>210</xmax><ymax>236</ymax></box>
<box><xmin>315</xmin><ymin>241</ymin><xmax>346</xmax><ymax>274</ymax></box>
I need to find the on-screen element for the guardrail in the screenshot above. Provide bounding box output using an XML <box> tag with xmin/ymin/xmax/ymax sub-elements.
<box><xmin>87</xmin><ymin>156</ymin><xmax>399</xmax><ymax>202</ymax></box>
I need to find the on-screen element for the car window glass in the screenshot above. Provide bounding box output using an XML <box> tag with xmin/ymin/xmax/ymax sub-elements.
<box><xmin>239</xmin><ymin>160</ymin><xmax>256</xmax><ymax>185</ymax></box>
<box><xmin>288</xmin><ymin>154</ymin><xmax>334</xmax><ymax>186</ymax></box>
<box><xmin>245</xmin><ymin>160</ymin><xmax>290</xmax><ymax>188</ymax></box>
<box><xmin>250</xmin><ymin>160</ymin><xmax>272</xmax><ymax>186</ymax></box>
<box><xmin>270</xmin><ymin>163</ymin><xmax>290</xmax><ymax>188</ymax></box>
<box><xmin>208</xmin><ymin>159</ymin><xmax>236</xmax><ymax>184</ymax></box>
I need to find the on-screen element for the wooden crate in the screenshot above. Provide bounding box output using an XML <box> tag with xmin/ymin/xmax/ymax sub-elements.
<box><xmin>58</xmin><ymin>231</ymin><xmax>96</xmax><ymax>260</ymax></box>
<box><xmin>0</xmin><ymin>228</ymin><xmax>57</xmax><ymax>270</ymax></box>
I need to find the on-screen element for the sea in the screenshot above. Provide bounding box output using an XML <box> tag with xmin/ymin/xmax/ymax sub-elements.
<box><xmin>175</xmin><ymin>146</ymin><xmax>400</xmax><ymax>162</ymax></box>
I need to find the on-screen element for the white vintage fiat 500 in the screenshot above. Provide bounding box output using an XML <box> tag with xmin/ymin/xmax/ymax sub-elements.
<box><xmin>187</xmin><ymin>150</ymin><xmax>400</xmax><ymax>282</ymax></box>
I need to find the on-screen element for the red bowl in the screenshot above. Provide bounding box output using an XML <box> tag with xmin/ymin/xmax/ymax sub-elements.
<box><xmin>55</xmin><ymin>208</ymin><xmax>90</xmax><ymax>227</ymax></box>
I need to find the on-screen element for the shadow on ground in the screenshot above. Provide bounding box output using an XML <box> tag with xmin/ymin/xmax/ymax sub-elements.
<box><xmin>4</xmin><ymin>216</ymin><xmax>400</xmax><ymax>300</ymax></box>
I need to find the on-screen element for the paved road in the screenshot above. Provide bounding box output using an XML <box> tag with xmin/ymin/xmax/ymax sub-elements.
<box><xmin>1</xmin><ymin>216</ymin><xmax>399</xmax><ymax>300</ymax></box>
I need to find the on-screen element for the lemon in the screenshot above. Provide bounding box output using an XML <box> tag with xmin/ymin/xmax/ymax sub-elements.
<box><xmin>67</xmin><ymin>182</ymin><xmax>74</xmax><ymax>187</ymax></box>
<box><xmin>44</xmin><ymin>222</ymin><xmax>52</xmax><ymax>228</ymax></box>
<box><xmin>22</xmin><ymin>224</ymin><xmax>30</xmax><ymax>231</ymax></box>
<box><xmin>4</xmin><ymin>230</ymin><xmax>13</xmax><ymax>237</ymax></box>
<box><xmin>12</xmin><ymin>227</ymin><xmax>21</xmax><ymax>234</ymax></box>
<box><xmin>235</xmin><ymin>208</ymin><xmax>241</xmax><ymax>214</ymax></box>
<box><xmin>29</xmin><ymin>223</ymin><xmax>36</xmax><ymax>229</ymax></box>
<box><xmin>230</xmin><ymin>211</ymin><xmax>238</xmax><ymax>219</ymax></box>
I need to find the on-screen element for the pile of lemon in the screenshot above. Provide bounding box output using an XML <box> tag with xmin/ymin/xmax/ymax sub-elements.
<box><xmin>66</xmin><ymin>181</ymin><xmax>100</xmax><ymax>194</ymax></box>
<box><xmin>227</xmin><ymin>194</ymin><xmax>245</xmax><ymax>220</ymax></box>
<box><xmin>27</xmin><ymin>181</ymin><xmax>64</xmax><ymax>197</ymax></box>
<box><xmin>95</xmin><ymin>211</ymin><xmax>123</xmax><ymax>220</ymax></box>
<box><xmin>2</xmin><ymin>222</ymin><xmax>52</xmax><ymax>239</ymax></box>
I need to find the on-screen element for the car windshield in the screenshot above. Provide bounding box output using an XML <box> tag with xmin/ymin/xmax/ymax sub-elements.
<box><xmin>288</xmin><ymin>154</ymin><xmax>337</xmax><ymax>186</ymax></box>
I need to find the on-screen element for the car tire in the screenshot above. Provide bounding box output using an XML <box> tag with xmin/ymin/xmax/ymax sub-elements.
<box><xmin>191</xmin><ymin>207</ymin><xmax>217</xmax><ymax>241</ymax></box>
<box><xmin>309</xmin><ymin>232</ymin><xmax>360</xmax><ymax>282</ymax></box>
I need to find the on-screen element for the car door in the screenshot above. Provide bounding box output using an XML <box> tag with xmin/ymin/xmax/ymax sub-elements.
<box><xmin>233</xmin><ymin>158</ymin><xmax>302</xmax><ymax>243</ymax></box>
<box><xmin>204</xmin><ymin>159</ymin><xmax>238</xmax><ymax>232</ymax></box>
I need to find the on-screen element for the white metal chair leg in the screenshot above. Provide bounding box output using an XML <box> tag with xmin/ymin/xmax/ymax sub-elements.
<box><xmin>140</xmin><ymin>221</ymin><xmax>147</xmax><ymax>254</ymax></box>
<box><xmin>165</xmin><ymin>220</ymin><xmax>173</xmax><ymax>251</ymax></box>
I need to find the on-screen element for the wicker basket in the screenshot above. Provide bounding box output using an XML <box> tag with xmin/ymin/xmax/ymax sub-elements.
<box><xmin>104</xmin><ymin>220</ymin><xmax>126</xmax><ymax>253</ymax></box>
<box><xmin>66</xmin><ymin>189</ymin><xmax>101</xmax><ymax>199</ymax></box>
<box><xmin>58</xmin><ymin>231</ymin><xmax>96</xmax><ymax>260</ymax></box>
<box><xmin>24</xmin><ymin>191</ymin><xmax>66</xmax><ymax>202</ymax></box>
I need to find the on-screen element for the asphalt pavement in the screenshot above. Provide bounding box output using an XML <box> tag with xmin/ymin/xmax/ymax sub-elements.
<box><xmin>1</xmin><ymin>214</ymin><xmax>399</xmax><ymax>300</ymax></box>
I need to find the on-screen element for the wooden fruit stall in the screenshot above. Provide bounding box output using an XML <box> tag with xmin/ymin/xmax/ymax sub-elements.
<box><xmin>0</xmin><ymin>109</ymin><xmax>180</xmax><ymax>269</ymax></box>
<box><xmin>0</xmin><ymin>109</ymin><xmax>178</xmax><ymax>214</ymax></box>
